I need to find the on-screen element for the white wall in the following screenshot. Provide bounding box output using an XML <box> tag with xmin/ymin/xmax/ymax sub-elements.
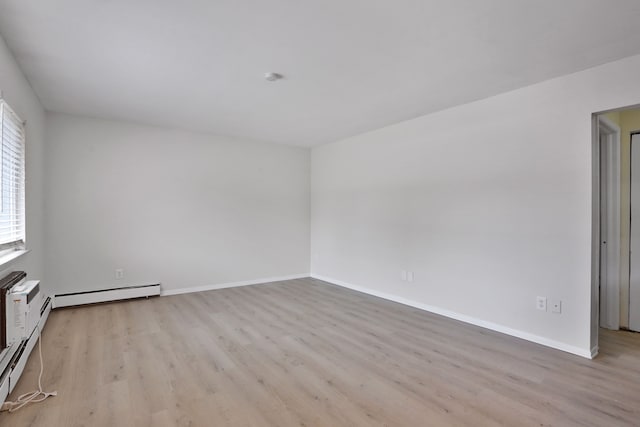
<box><xmin>311</xmin><ymin>53</ymin><xmax>640</xmax><ymax>357</ymax></box>
<box><xmin>44</xmin><ymin>113</ymin><xmax>310</xmax><ymax>295</ymax></box>
<box><xmin>0</xmin><ymin>35</ymin><xmax>46</xmax><ymax>287</ymax></box>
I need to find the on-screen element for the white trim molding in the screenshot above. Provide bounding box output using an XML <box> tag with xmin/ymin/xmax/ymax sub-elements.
<box><xmin>597</xmin><ymin>115</ymin><xmax>621</xmax><ymax>331</ymax></box>
<box><xmin>160</xmin><ymin>274</ymin><xmax>310</xmax><ymax>297</ymax></box>
<box><xmin>311</xmin><ymin>274</ymin><xmax>593</xmax><ymax>359</ymax></box>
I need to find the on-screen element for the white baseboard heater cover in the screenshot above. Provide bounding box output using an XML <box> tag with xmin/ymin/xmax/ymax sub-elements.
<box><xmin>54</xmin><ymin>284</ymin><xmax>161</xmax><ymax>308</ymax></box>
<box><xmin>2</xmin><ymin>296</ymin><xmax>53</xmax><ymax>402</ymax></box>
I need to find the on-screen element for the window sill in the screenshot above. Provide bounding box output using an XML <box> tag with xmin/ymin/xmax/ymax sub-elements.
<box><xmin>0</xmin><ymin>249</ymin><xmax>30</xmax><ymax>269</ymax></box>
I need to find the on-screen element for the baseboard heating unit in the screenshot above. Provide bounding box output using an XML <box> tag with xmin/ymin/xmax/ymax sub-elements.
<box><xmin>53</xmin><ymin>284</ymin><xmax>161</xmax><ymax>308</ymax></box>
<box><xmin>1</xmin><ymin>295</ymin><xmax>53</xmax><ymax>407</ymax></box>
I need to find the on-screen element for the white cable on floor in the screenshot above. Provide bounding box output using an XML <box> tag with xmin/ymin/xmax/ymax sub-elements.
<box><xmin>0</xmin><ymin>325</ymin><xmax>57</xmax><ymax>413</ymax></box>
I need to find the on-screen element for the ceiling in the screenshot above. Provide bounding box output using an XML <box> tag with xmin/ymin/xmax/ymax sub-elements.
<box><xmin>1</xmin><ymin>1</ymin><xmax>640</xmax><ymax>147</ymax></box>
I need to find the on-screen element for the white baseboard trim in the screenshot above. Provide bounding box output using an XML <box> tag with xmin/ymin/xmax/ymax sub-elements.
<box><xmin>310</xmin><ymin>274</ymin><xmax>593</xmax><ymax>359</ymax></box>
<box><xmin>160</xmin><ymin>274</ymin><xmax>310</xmax><ymax>297</ymax></box>
<box><xmin>591</xmin><ymin>345</ymin><xmax>599</xmax><ymax>358</ymax></box>
<box><xmin>54</xmin><ymin>284</ymin><xmax>161</xmax><ymax>308</ymax></box>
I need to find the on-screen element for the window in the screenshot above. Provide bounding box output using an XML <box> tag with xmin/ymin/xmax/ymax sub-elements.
<box><xmin>0</xmin><ymin>99</ymin><xmax>25</xmax><ymax>252</ymax></box>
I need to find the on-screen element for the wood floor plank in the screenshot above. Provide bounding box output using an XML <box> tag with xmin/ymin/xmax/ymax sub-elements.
<box><xmin>2</xmin><ymin>277</ymin><xmax>640</xmax><ymax>426</ymax></box>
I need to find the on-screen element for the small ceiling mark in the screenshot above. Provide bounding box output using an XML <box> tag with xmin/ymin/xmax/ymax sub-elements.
<box><xmin>264</xmin><ymin>72</ymin><xmax>284</xmax><ymax>82</ymax></box>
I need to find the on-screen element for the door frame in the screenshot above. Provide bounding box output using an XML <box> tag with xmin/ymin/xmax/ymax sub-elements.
<box><xmin>597</xmin><ymin>115</ymin><xmax>621</xmax><ymax>331</ymax></box>
<box><xmin>629</xmin><ymin>132</ymin><xmax>640</xmax><ymax>331</ymax></box>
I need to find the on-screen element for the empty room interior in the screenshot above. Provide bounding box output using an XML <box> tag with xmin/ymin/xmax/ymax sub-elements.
<box><xmin>2</xmin><ymin>0</ymin><xmax>640</xmax><ymax>425</ymax></box>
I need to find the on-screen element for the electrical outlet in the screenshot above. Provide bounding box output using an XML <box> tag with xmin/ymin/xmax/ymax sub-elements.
<box><xmin>401</xmin><ymin>270</ymin><xmax>407</xmax><ymax>281</ymax></box>
<box><xmin>550</xmin><ymin>300</ymin><xmax>562</xmax><ymax>314</ymax></box>
<box><xmin>536</xmin><ymin>296</ymin><xmax>547</xmax><ymax>311</ymax></box>
<box><xmin>407</xmin><ymin>271</ymin><xmax>414</xmax><ymax>282</ymax></box>
<box><xmin>115</xmin><ymin>269</ymin><xmax>124</xmax><ymax>280</ymax></box>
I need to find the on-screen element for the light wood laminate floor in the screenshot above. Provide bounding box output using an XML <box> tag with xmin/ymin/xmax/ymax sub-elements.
<box><xmin>2</xmin><ymin>277</ymin><xmax>640</xmax><ymax>426</ymax></box>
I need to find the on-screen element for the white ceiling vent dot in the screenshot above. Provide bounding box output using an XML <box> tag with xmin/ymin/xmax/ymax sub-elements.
<box><xmin>264</xmin><ymin>72</ymin><xmax>283</xmax><ymax>82</ymax></box>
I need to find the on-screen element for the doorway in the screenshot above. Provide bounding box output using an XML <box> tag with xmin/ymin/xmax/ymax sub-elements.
<box><xmin>629</xmin><ymin>132</ymin><xmax>640</xmax><ymax>331</ymax></box>
<box><xmin>593</xmin><ymin>107</ymin><xmax>640</xmax><ymax>357</ymax></box>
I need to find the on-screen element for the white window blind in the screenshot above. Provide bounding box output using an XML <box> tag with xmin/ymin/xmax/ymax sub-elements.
<box><xmin>0</xmin><ymin>100</ymin><xmax>25</xmax><ymax>250</ymax></box>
